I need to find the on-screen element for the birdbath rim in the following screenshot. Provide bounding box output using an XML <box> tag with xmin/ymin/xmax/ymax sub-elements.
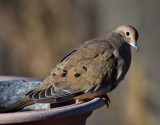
<box><xmin>0</xmin><ymin>75</ymin><xmax>106</xmax><ymax>124</ymax></box>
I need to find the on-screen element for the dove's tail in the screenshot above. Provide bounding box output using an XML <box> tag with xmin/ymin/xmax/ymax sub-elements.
<box><xmin>0</xmin><ymin>97</ymin><xmax>34</xmax><ymax>113</ymax></box>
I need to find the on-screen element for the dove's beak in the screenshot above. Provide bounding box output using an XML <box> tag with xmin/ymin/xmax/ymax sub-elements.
<box><xmin>130</xmin><ymin>41</ymin><xmax>139</xmax><ymax>51</ymax></box>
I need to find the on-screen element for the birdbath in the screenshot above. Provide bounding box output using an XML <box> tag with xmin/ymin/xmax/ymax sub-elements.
<box><xmin>0</xmin><ymin>76</ymin><xmax>106</xmax><ymax>125</ymax></box>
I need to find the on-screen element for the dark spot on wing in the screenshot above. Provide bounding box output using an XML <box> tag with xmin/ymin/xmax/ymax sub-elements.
<box><xmin>63</xmin><ymin>69</ymin><xmax>68</xmax><ymax>73</ymax></box>
<box><xmin>61</xmin><ymin>72</ymin><xmax>67</xmax><ymax>77</ymax></box>
<box><xmin>53</xmin><ymin>73</ymin><xmax>56</xmax><ymax>76</ymax></box>
<box><xmin>82</xmin><ymin>66</ymin><xmax>87</xmax><ymax>71</ymax></box>
<box><xmin>75</xmin><ymin>73</ymin><xmax>81</xmax><ymax>77</ymax></box>
<box><xmin>60</xmin><ymin>49</ymin><xmax>77</xmax><ymax>63</ymax></box>
<box><xmin>57</xmin><ymin>67</ymin><xmax>60</xmax><ymax>70</ymax></box>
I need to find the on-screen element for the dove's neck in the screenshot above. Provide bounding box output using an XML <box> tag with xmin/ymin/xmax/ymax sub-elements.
<box><xmin>103</xmin><ymin>31</ymin><xmax>130</xmax><ymax>50</ymax></box>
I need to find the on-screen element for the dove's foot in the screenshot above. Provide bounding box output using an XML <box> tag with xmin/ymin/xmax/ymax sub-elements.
<box><xmin>75</xmin><ymin>99</ymin><xmax>81</xmax><ymax>103</ymax></box>
<box><xmin>101</xmin><ymin>95</ymin><xmax>110</xmax><ymax>108</ymax></box>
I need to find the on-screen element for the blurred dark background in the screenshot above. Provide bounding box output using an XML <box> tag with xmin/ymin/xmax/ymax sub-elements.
<box><xmin>0</xmin><ymin>0</ymin><xmax>159</xmax><ymax>125</ymax></box>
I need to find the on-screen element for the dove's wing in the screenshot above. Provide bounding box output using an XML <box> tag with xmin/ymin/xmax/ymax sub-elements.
<box><xmin>28</xmin><ymin>39</ymin><xmax>118</xmax><ymax>103</ymax></box>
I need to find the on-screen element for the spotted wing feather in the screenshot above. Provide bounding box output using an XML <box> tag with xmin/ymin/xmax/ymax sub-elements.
<box><xmin>27</xmin><ymin>39</ymin><xmax>117</xmax><ymax>102</ymax></box>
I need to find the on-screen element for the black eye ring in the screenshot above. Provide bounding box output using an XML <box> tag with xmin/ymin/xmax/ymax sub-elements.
<box><xmin>126</xmin><ymin>32</ymin><xmax>130</xmax><ymax>36</ymax></box>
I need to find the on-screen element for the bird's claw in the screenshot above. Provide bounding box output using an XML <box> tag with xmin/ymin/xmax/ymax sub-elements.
<box><xmin>101</xmin><ymin>95</ymin><xmax>110</xmax><ymax>108</ymax></box>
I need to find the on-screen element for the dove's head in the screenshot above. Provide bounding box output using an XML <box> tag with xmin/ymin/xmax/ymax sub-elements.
<box><xmin>116</xmin><ymin>25</ymin><xmax>139</xmax><ymax>51</ymax></box>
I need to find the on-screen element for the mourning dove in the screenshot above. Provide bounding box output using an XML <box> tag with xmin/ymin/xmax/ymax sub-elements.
<box><xmin>1</xmin><ymin>25</ymin><xmax>139</xmax><ymax>113</ymax></box>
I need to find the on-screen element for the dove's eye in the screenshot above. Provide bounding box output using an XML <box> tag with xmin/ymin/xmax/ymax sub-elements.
<box><xmin>126</xmin><ymin>32</ymin><xmax>130</xmax><ymax>37</ymax></box>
